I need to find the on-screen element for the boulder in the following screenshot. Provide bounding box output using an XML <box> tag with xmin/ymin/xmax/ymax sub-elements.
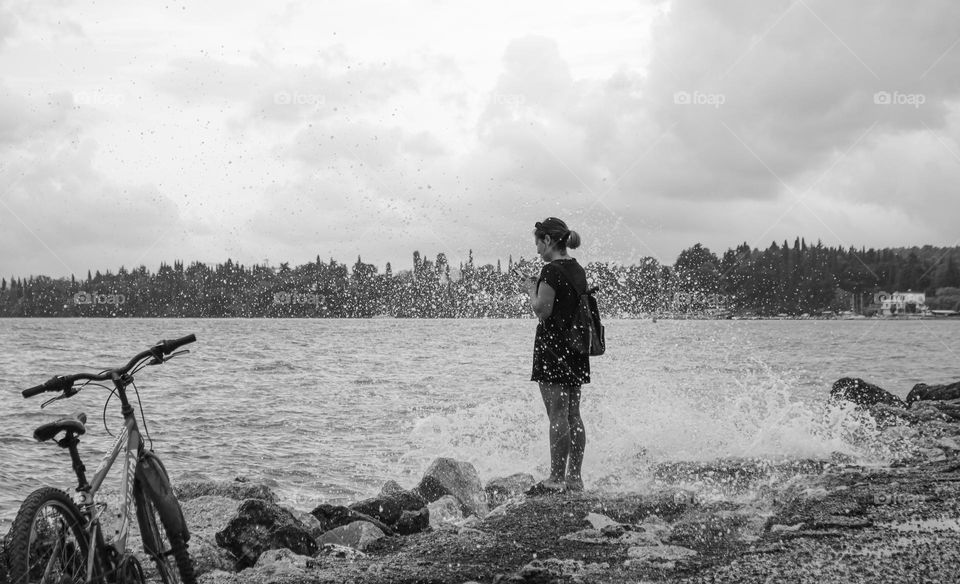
<box><xmin>284</xmin><ymin>506</ymin><xmax>327</xmax><ymax>539</ymax></box>
<box><xmin>378</xmin><ymin>481</ymin><xmax>428</xmax><ymax>512</ymax></box>
<box><xmin>427</xmin><ymin>495</ymin><xmax>464</xmax><ymax>528</ymax></box>
<box><xmin>831</xmin><ymin>378</ymin><xmax>906</xmax><ymax>409</ymax></box>
<box><xmin>907</xmin><ymin>381</ymin><xmax>960</xmax><ymax>405</ymax></box>
<box><xmin>348</xmin><ymin>496</ymin><xmax>402</xmax><ymax>525</ymax></box>
<box><xmin>484</xmin><ymin>473</ymin><xmax>536</xmax><ymax>508</ymax></box>
<box><xmin>316</xmin><ymin>520</ymin><xmax>386</xmax><ymax>551</ymax></box>
<box><xmin>214</xmin><ymin>498</ymin><xmax>317</xmax><ymax>568</ymax></box>
<box><xmin>175</xmin><ymin>480</ymin><xmax>277</xmax><ymax>503</ymax></box>
<box><xmin>394</xmin><ymin>507</ymin><xmax>431</xmax><ymax>535</ymax></box>
<box><xmin>179</xmin><ymin>496</ymin><xmax>241</xmax><ymax>575</ymax></box>
<box><xmin>413</xmin><ymin>458</ymin><xmax>489</xmax><ymax>517</ymax></box>
<box><xmin>309</xmin><ymin>503</ymin><xmax>394</xmax><ymax>535</ymax></box>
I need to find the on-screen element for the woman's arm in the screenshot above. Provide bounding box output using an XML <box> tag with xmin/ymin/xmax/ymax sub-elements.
<box><xmin>526</xmin><ymin>277</ymin><xmax>556</xmax><ymax>320</ymax></box>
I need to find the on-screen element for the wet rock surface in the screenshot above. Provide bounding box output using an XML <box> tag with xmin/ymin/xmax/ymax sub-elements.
<box><xmin>215</xmin><ymin>498</ymin><xmax>317</xmax><ymax>568</ymax></box>
<box><xmin>309</xmin><ymin>503</ymin><xmax>394</xmax><ymax>535</ymax></box>
<box><xmin>907</xmin><ymin>380</ymin><xmax>960</xmax><ymax>404</ymax></box>
<box><xmin>832</xmin><ymin>377</ymin><xmax>907</xmax><ymax>408</ymax></box>
<box><xmin>180</xmin><ymin>495</ymin><xmax>241</xmax><ymax>575</ymax></box>
<box><xmin>414</xmin><ymin>457</ymin><xmax>490</xmax><ymax>517</ymax></box>
<box><xmin>485</xmin><ymin>473</ymin><xmax>536</xmax><ymax>508</ymax></box>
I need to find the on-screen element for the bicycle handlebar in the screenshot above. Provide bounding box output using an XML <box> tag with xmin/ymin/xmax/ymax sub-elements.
<box><xmin>22</xmin><ymin>334</ymin><xmax>197</xmax><ymax>399</ymax></box>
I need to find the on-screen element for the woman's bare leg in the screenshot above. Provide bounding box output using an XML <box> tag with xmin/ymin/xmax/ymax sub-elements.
<box><xmin>566</xmin><ymin>386</ymin><xmax>585</xmax><ymax>489</ymax></box>
<box><xmin>539</xmin><ymin>382</ymin><xmax>570</xmax><ymax>483</ymax></box>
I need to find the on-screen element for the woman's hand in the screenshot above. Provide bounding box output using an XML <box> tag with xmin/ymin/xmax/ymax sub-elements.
<box><xmin>523</xmin><ymin>275</ymin><xmax>539</xmax><ymax>295</ymax></box>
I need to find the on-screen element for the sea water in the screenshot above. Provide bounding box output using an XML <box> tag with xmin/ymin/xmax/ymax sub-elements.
<box><xmin>1</xmin><ymin>317</ymin><xmax>958</xmax><ymax>529</ymax></box>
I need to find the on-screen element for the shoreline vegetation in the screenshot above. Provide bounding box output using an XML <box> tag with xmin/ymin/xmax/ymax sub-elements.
<box><xmin>2</xmin><ymin>240</ymin><xmax>959</xmax><ymax>319</ymax></box>
<box><xmin>5</xmin><ymin>378</ymin><xmax>954</xmax><ymax>584</ymax></box>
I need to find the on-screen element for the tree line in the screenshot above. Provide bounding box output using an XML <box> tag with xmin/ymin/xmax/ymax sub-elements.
<box><xmin>2</xmin><ymin>239</ymin><xmax>959</xmax><ymax>318</ymax></box>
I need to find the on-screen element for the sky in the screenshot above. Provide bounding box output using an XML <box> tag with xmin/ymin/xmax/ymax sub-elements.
<box><xmin>1</xmin><ymin>0</ymin><xmax>959</xmax><ymax>280</ymax></box>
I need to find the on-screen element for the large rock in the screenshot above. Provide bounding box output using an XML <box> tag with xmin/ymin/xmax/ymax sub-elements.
<box><xmin>316</xmin><ymin>520</ymin><xmax>385</xmax><ymax>551</ymax></box>
<box><xmin>179</xmin><ymin>495</ymin><xmax>241</xmax><ymax>575</ymax></box>
<box><xmin>395</xmin><ymin>508</ymin><xmax>431</xmax><ymax>535</ymax></box>
<box><xmin>176</xmin><ymin>480</ymin><xmax>277</xmax><ymax>503</ymax></box>
<box><xmin>284</xmin><ymin>506</ymin><xmax>327</xmax><ymax>539</ymax></box>
<box><xmin>484</xmin><ymin>473</ymin><xmax>536</xmax><ymax>508</ymax></box>
<box><xmin>215</xmin><ymin>499</ymin><xmax>317</xmax><ymax>568</ymax></box>
<box><xmin>427</xmin><ymin>495</ymin><xmax>464</xmax><ymax>528</ymax></box>
<box><xmin>379</xmin><ymin>480</ymin><xmax>429</xmax><ymax>511</ymax></box>
<box><xmin>907</xmin><ymin>381</ymin><xmax>960</xmax><ymax>405</ymax></box>
<box><xmin>413</xmin><ymin>458</ymin><xmax>489</xmax><ymax>517</ymax></box>
<box><xmin>348</xmin><ymin>496</ymin><xmax>402</xmax><ymax>525</ymax></box>
<box><xmin>309</xmin><ymin>503</ymin><xmax>394</xmax><ymax>535</ymax></box>
<box><xmin>831</xmin><ymin>378</ymin><xmax>906</xmax><ymax>409</ymax></box>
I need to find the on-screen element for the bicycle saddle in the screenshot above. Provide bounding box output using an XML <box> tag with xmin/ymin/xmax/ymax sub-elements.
<box><xmin>33</xmin><ymin>413</ymin><xmax>88</xmax><ymax>442</ymax></box>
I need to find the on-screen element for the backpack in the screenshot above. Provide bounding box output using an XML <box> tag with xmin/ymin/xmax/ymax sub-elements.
<box><xmin>555</xmin><ymin>264</ymin><xmax>605</xmax><ymax>357</ymax></box>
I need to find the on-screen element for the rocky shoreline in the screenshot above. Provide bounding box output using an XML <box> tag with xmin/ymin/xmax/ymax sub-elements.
<box><xmin>4</xmin><ymin>379</ymin><xmax>960</xmax><ymax>583</ymax></box>
<box><xmin>168</xmin><ymin>456</ymin><xmax>960</xmax><ymax>584</ymax></box>
<box><xmin>165</xmin><ymin>378</ymin><xmax>960</xmax><ymax>583</ymax></box>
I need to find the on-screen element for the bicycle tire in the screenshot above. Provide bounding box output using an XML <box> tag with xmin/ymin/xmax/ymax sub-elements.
<box><xmin>5</xmin><ymin>487</ymin><xmax>90</xmax><ymax>584</ymax></box>
<box><xmin>134</xmin><ymin>486</ymin><xmax>195</xmax><ymax>584</ymax></box>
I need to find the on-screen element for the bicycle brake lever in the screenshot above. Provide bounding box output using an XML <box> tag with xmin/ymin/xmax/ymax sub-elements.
<box><xmin>41</xmin><ymin>394</ymin><xmax>65</xmax><ymax>409</ymax></box>
<box><xmin>163</xmin><ymin>349</ymin><xmax>191</xmax><ymax>362</ymax></box>
<box><xmin>40</xmin><ymin>384</ymin><xmax>80</xmax><ymax>409</ymax></box>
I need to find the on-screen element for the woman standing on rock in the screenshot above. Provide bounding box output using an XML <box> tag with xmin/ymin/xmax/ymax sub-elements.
<box><xmin>523</xmin><ymin>217</ymin><xmax>589</xmax><ymax>493</ymax></box>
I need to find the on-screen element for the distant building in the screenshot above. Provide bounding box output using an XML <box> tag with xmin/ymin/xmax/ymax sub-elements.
<box><xmin>879</xmin><ymin>291</ymin><xmax>929</xmax><ymax>316</ymax></box>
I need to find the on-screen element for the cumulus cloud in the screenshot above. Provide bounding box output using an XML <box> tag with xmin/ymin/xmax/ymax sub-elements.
<box><xmin>2</xmin><ymin>0</ymin><xmax>959</xmax><ymax>278</ymax></box>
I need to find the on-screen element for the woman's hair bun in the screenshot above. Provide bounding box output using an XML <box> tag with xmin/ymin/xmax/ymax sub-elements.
<box><xmin>566</xmin><ymin>230</ymin><xmax>581</xmax><ymax>249</ymax></box>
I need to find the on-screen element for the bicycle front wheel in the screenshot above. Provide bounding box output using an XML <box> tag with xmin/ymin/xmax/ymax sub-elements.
<box><xmin>5</xmin><ymin>487</ymin><xmax>90</xmax><ymax>584</ymax></box>
<box><xmin>134</xmin><ymin>486</ymin><xmax>195</xmax><ymax>584</ymax></box>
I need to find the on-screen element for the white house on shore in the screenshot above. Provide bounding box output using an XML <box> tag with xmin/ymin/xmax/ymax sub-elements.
<box><xmin>875</xmin><ymin>291</ymin><xmax>929</xmax><ymax>316</ymax></box>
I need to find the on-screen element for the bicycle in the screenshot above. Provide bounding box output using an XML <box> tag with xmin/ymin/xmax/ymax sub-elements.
<box><xmin>3</xmin><ymin>334</ymin><xmax>198</xmax><ymax>584</ymax></box>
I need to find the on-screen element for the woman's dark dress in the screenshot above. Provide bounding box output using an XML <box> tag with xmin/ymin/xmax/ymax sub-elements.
<box><xmin>531</xmin><ymin>258</ymin><xmax>590</xmax><ymax>386</ymax></box>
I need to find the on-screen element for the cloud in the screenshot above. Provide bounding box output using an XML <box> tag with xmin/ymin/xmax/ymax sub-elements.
<box><xmin>3</xmin><ymin>0</ymin><xmax>960</xmax><ymax>278</ymax></box>
<box><xmin>0</xmin><ymin>80</ymin><xmax>184</xmax><ymax>277</ymax></box>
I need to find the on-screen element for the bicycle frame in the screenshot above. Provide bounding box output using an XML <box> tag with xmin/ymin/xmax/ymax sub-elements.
<box><xmin>69</xmin><ymin>395</ymin><xmax>144</xmax><ymax>582</ymax></box>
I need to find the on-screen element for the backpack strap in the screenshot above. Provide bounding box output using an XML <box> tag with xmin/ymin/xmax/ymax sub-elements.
<box><xmin>553</xmin><ymin>261</ymin><xmax>600</xmax><ymax>297</ymax></box>
<box><xmin>551</xmin><ymin>261</ymin><xmax>587</xmax><ymax>296</ymax></box>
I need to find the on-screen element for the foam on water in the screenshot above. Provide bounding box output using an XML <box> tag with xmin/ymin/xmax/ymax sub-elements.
<box><xmin>405</xmin><ymin>355</ymin><xmax>896</xmax><ymax>492</ymax></box>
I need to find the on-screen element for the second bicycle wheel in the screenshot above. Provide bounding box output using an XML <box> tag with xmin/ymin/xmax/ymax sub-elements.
<box><xmin>5</xmin><ymin>487</ymin><xmax>89</xmax><ymax>584</ymax></box>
